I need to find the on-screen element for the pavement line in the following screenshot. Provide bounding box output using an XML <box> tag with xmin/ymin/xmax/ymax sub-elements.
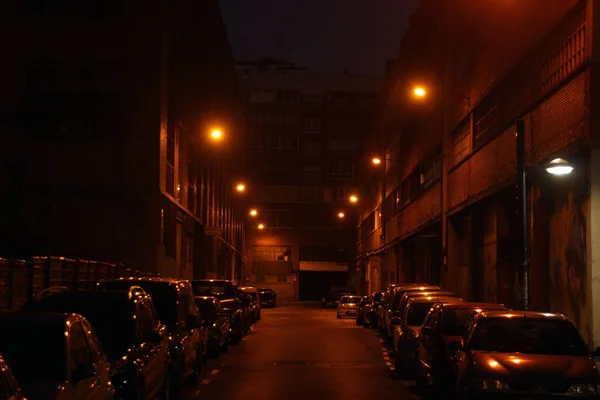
<box><xmin>211</xmin><ymin>369</ymin><xmax>220</xmax><ymax>375</ymax></box>
<box><xmin>385</xmin><ymin>361</ymin><xmax>393</xmax><ymax>367</ymax></box>
<box><xmin>201</xmin><ymin>378</ymin><xmax>211</xmax><ymax>385</ymax></box>
<box><xmin>382</xmin><ymin>350</ymin><xmax>389</xmax><ymax>355</ymax></box>
<box><xmin>383</xmin><ymin>356</ymin><xmax>390</xmax><ymax>361</ymax></box>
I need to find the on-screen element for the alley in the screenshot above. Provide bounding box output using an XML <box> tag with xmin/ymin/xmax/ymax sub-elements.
<box><xmin>186</xmin><ymin>302</ymin><xmax>417</xmax><ymax>399</ymax></box>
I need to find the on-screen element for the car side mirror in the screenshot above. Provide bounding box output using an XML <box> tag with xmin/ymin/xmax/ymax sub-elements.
<box><xmin>421</xmin><ymin>326</ymin><xmax>433</xmax><ymax>336</ymax></box>
<box><xmin>448</xmin><ymin>341</ymin><xmax>464</xmax><ymax>352</ymax></box>
<box><xmin>185</xmin><ymin>315</ymin><xmax>201</xmax><ymax>329</ymax></box>
<box><xmin>143</xmin><ymin>329</ymin><xmax>162</xmax><ymax>343</ymax></box>
<box><xmin>72</xmin><ymin>363</ymin><xmax>96</xmax><ymax>384</ymax></box>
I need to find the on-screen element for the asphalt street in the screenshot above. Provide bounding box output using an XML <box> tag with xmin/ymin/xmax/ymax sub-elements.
<box><xmin>185</xmin><ymin>302</ymin><xmax>420</xmax><ymax>399</ymax></box>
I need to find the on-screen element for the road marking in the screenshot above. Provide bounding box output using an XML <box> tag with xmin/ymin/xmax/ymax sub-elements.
<box><xmin>385</xmin><ymin>361</ymin><xmax>393</xmax><ymax>367</ymax></box>
<box><xmin>383</xmin><ymin>356</ymin><xmax>390</xmax><ymax>361</ymax></box>
<box><xmin>210</xmin><ymin>369</ymin><xmax>219</xmax><ymax>375</ymax></box>
<box><xmin>279</xmin><ymin>316</ymin><xmax>290</xmax><ymax>319</ymax></box>
<box><xmin>201</xmin><ymin>378</ymin><xmax>211</xmax><ymax>385</ymax></box>
<box><xmin>382</xmin><ymin>350</ymin><xmax>389</xmax><ymax>356</ymax></box>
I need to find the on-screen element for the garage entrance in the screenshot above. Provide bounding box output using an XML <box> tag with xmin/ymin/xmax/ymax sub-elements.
<box><xmin>298</xmin><ymin>261</ymin><xmax>349</xmax><ymax>301</ymax></box>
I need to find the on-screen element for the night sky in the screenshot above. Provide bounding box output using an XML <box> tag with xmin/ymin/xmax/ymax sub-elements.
<box><xmin>218</xmin><ymin>0</ymin><xmax>420</xmax><ymax>75</ymax></box>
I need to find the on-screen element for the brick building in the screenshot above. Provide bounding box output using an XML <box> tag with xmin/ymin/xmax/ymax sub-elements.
<box><xmin>0</xmin><ymin>0</ymin><xmax>246</xmax><ymax>280</ymax></box>
<box><xmin>357</xmin><ymin>0</ymin><xmax>600</xmax><ymax>347</ymax></box>
<box><xmin>237</xmin><ymin>59</ymin><xmax>382</xmax><ymax>301</ymax></box>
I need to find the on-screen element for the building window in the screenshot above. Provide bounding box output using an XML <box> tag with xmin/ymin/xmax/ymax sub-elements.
<box><xmin>187</xmin><ymin>145</ymin><xmax>197</xmax><ymax>213</ymax></box>
<box><xmin>286</xmin><ymin>137</ymin><xmax>299</xmax><ymax>150</ymax></box>
<box><xmin>266</xmin><ymin>137</ymin><xmax>279</xmax><ymax>149</ymax></box>
<box><xmin>254</xmin><ymin>274</ymin><xmax>266</xmax><ymax>283</ymax></box>
<box><xmin>249</xmin><ymin>113</ymin><xmax>263</xmax><ymax>124</ymax></box>
<box><xmin>304</xmin><ymin>94</ymin><xmax>323</xmax><ymax>108</ymax></box>
<box><xmin>301</xmin><ymin>141</ymin><xmax>322</xmax><ymax>158</ymax></box>
<box><xmin>326</xmin><ymin>162</ymin><xmax>356</xmax><ymax>179</ymax></box>
<box><xmin>277</xmin><ymin>275</ymin><xmax>289</xmax><ymax>283</ymax></box>
<box><xmin>276</xmin><ymin>90</ymin><xmax>299</xmax><ymax>104</ymax></box>
<box><xmin>249</xmin><ymin>136</ymin><xmax>261</xmax><ymax>149</ymax></box>
<box><xmin>302</xmin><ymin>165</ymin><xmax>321</xmax><ymax>181</ymax></box>
<box><xmin>282</xmin><ymin>114</ymin><xmax>300</xmax><ymax>125</ymax></box>
<box><xmin>332</xmin><ymin>187</ymin><xmax>351</xmax><ymax>202</ymax></box>
<box><xmin>164</xmin><ymin>204</ymin><xmax>176</xmax><ymax>258</ymax></box>
<box><xmin>299</xmin><ymin>187</ymin><xmax>321</xmax><ymax>202</ymax></box>
<box><xmin>253</xmin><ymin>246</ymin><xmax>292</xmax><ymax>261</ymax></box>
<box><xmin>327</xmin><ymin>138</ymin><xmax>360</xmax><ymax>152</ymax></box>
<box><xmin>303</xmin><ymin>117</ymin><xmax>322</xmax><ymax>133</ymax></box>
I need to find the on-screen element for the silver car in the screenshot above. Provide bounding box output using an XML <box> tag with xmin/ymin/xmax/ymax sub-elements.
<box><xmin>337</xmin><ymin>295</ymin><xmax>362</xmax><ymax>319</ymax></box>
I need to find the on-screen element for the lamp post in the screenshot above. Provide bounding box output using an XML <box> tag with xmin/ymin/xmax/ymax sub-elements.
<box><xmin>515</xmin><ymin>118</ymin><xmax>573</xmax><ymax>310</ymax></box>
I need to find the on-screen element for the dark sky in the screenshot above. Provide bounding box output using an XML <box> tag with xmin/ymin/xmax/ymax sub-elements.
<box><xmin>218</xmin><ymin>0</ymin><xmax>420</xmax><ymax>76</ymax></box>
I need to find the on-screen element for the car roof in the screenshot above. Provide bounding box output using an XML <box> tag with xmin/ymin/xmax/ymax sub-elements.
<box><xmin>191</xmin><ymin>279</ymin><xmax>236</xmax><ymax>285</ymax></box>
<box><xmin>101</xmin><ymin>277</ymin><xmax>188</xmax><ymax>285</ymax></box>
<box><xmin>408</xmin><ymin>296</ymin><xmax>462</xmax><ymax>304</ymax></box>
<box><xmin>404</xmin><ymin>291</ymin><xmax>453</xmax><ymax>298</ymax></box>
<box><xmin>195</xmin><ymin>296</ymin><xmax>216</xmax><ymax>301</ymax></box>
<box><xmin>394</xmin><ymin>285</ymin><xmax>439</xmax><ymax>292</ymax></box>
<box><xmin>441</xmin><ymin>302</ymin><xmax>507</xmax><ymax>310</ymax></box>
<box><xmin>240</xmin><ymin>287</ymin><xmax>257</xmax><ymax>291</ymax></box>
<box><xmin>37</xmin><ymin>289</ymin><xmax>144</xmax><ymax>303</ymax></box>
<box><xmin>478</xmin><ymin>310</ymin><xmax>567</xmax><ymax>321</ymax></box>
<box><xmin>0</xmin><ymin>311</ymin><xmax>80</xmax><ymax>329</ymax></box>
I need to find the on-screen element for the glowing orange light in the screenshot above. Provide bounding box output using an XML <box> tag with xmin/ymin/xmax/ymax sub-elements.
<box><xmin>349</xmin><ymin>195</ymin><xmax>358</xmax><ymax>203</ymax></box>
<box><xmin>372</xmin><ymin>157</ymin><xmax>382</xmax><ymax>165</ymax></box>
<box><xmin>258</xmin><ymin>223</ymin><xmax>264</xmax><ymax>229</ymax></box>
<box><xmin>236</xmin><ymin>183</ymin><xmax>246</xmax><ymax>192</ymax></box>
<box><xmin>211</xmin><ymin>129</ymin><xmax>223</xmax><ymax>140</ymax></box>
<box><xmin>338</xmin><ymin>212</ymin><xmax>345</xmax><ymax>218</ymax></box>
<box><xmin>413</xmin><ymin>87</ymin><xmax>426</xmax><ymax>97</ymax></box>
<box><xmin>249</xmin><ymin>209</ymin><xmax>258</xmax><ymax>217</ymax></box>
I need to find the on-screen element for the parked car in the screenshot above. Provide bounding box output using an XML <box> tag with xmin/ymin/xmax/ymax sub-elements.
<box><xmin>383</xmin><ymin>285</ymin><xmax>440</xmax><ymax>339</ymax></box>
<box><xmin>0</xmin><ymin>311</ymin><xmax>116</xmax><ymax>400</ymax></box>
<box><xmin>416</xmin><ymin>302</ymin><xmax>510</xmax><ymax>391</ymax></box>
<box><xmin>356</xmin><ymin>296</ymin><xmax>370</xmax><ymax>326</ymax></box>
<box><xmin>194</xmin><ymin>296</ymin><xmax>230</xmax><ymax>357</ymax></box>
<box><xmin>0</xmin><ymin>353</ymin><xmax>25</xmax><ymax>399</ymax></box>
<box><xmin>220</xmin><ymin>298</ymin><xmax>245</xmax><ymax>343</ymax></box>
<box><xmin>321</xmin><ymin>292</ymin><xmax>344</xmax><ymax>308</ymax></box>
<box><xmin>451</xmin><ymin>311</ymin><xmax>600</xmax><ymax>398</ymax></box>
<box><xmin>258</xmin><ymin>288</ymin><xmax>277</xmax><ymax>308</ymax></box>
<box><xmin>238</xmin><ymin>292</ymin><xmax>257</xmax><ymax>326</ymax></box>
<box><xmin>393</xmin><ymin>296</ymin><xmax>463</xmax><ymax>375</ymax></box>
<box><xmin>24</xmin><ymin>287</ymin><xmax>171</xmax><ymax>400</ymax></box>
<box><xmin>240</xmin><ymin>286</ymin><xmax>261</xmax><ymax>320</ymax></box>
<box><xmin>337</xmin><ymin>295</ymin><xmax>362</xmax><ymax>319</ymax></box>
<box><xmin>363</xmin><ymin>292</ymin><xmax>384</xmax><ymax>328</ymax></box>
<box><xmin>191</xmin><ymin>279</ymin><xmax>238</xmax><ymax>301</ymax></box>
<box><xmin>98</xmin><ymin>278</ymin><xmax>206</xmax><ymax>396</ymax></box>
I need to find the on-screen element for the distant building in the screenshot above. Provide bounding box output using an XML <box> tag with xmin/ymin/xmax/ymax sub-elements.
<box><xmin>0</xmin><ymin>0</ymin><xmax>246</xmax><ymax>280</ymax></box>
<box><xmin>237</xmin><ymin>59</ymin><xmax>383</xmax><ymax>301</ymax></box>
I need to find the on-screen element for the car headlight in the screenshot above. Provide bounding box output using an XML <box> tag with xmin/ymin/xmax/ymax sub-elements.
<box><xmin>566</xmin><ymin>384</ymin><xmax>598</xmax><ymax>395</ymax></box>
<box><xmin>480</xmin><ymin>379</ymin><xmax>510</xmax><ymax>391</ymax></box>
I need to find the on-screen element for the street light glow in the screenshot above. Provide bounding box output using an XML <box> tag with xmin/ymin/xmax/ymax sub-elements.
<box><xmin>349</xmin><ymin>195</ymin><xmax>358</xmax><ymax>203</ymax></box>
<box><xmin>413</xmin><ymin>87</ymin><xmax>426</xmax><ymax>97</ymax></box>
<box><xmin>338</xmin><ymin>212</ymin><xmax>345</xmax><ymax>218</ymax></box>
<box><xmin>249</xmin><ymin>209</ymin><xmax>258</xmax><ymax>217</ymax></box>
<box><xmin>372</xmin><ymin>157</ymin><xmax>382</xmax><ymax>165</ymax></box>
<box><xmin>258</xmin><ymin>223</ymin><xmax>264</xmax><ymax>229</ymax></box>
<box><xmin>210</xmin><ymin>129</ymin><xmax>223</xmax><ymax>140</ymax></box>
<box><xmin>546</xmin><ymin>158</ymin><xmax>573</xmax><ymax>175</ymax></box>
<box><xmin>236</xmin><ymin>183</ymin><xmax>246</xmax><ymax>192</ymax></box>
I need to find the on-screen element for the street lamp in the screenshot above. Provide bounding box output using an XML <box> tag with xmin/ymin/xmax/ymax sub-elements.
<box><xmin>413</xmin><ymin>87</ymin><xmax>426</xmax><ymax>97</ymax></box>
<box><xmin>349</xmin><ymin>195</ymin><xmax>359</xmax><ymax>204</ymax></box>
<box><xmin>236</xmin><ymin>183</ymin><xmax>246</xmax><ymax>193</ymax></box>
<box><xmin>516</xmin><ymin>119</ymin><xmax>573</xmax><ymax>311</ymax></box>
<box><xmin>372</xmin><ymin>157</ymin><xmax>382</xmax><ymax>165</ymax></box>
<box><xmin>257</xmin><ymin>223</ymin><xmax>264</xmax><ymax>230</ymax></box>
<box><xmin>249</xmin><ymin>209</ymin><xmax>258</xmax><ymax>217</ymax></box>
<box><xmin>338</xmin><ymin>212</ymin><xmax>345</xmax><ymax>219</ymax></box>
<box><xmin>210</xmin><ymin>128</ymin><xmax>223</xmax><ymax>141</ymax></box>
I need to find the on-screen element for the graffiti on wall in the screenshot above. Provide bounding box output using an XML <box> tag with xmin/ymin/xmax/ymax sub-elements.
<box><xmin>549</xmin><ymin>193</ymin><xmax>590</xmax><ymax>344</ymax></box>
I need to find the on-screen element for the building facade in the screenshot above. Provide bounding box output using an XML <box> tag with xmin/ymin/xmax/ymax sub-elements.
<box><xmin>0</xmin><ymin>0</ymin><xmax>246</xmax><ymax>280</ymax></box>
<box><xmin>357</xmin><ymin>0</ymin><xmax>600</xmax><ymax>347</ymax></box>
<box><xmin>237</xmin><ymin>59</ymin><xmax>382</xmax><ymax>301</ymax></box>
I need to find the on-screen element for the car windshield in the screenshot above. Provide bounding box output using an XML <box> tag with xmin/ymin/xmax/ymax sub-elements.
<box><xmin>341</xmin><ymin>296</ymin><xmax>361</xmax><ymax>303</ymax></box>
<box><xmin>469</xmin><ymin>318</ymin><xmax>589</xmax><ymax>355</ymax></box>
<box><xmin>99</xmin><ymin>281</ymin><xmax>178</xmax><ymax>327</ymax></box>
<box><xmin>0</xmin><ymin>322</ymin><xmax>67</xmax><ymax>386</ymax></box>
<box><xmin>25</xmin><ymin>294</ymin><xmax>135</xmax><ymax>361</ymax></box>
<box><xmin>221</xmin><ymin>299</ymin><xmax>242</xmax><ymax>310</ymax></box>
<box><xmin>192</xmin><ymin>283</ymin><xmax>237</xmax><ymax>300</ymax></box>
<box><xmin>406</xmin><ymin>302</ymin><xmax>436</xmax><ymax>326</ymax></box>
<box><xmin>195</xmin><ymin>299</ymin><xmax>217</xmax><ymax>322</ymax></box>
<box><xmin>442</xmin><ymin>308</ymin><xmax>489</xmax><ymax>336</ymax></box>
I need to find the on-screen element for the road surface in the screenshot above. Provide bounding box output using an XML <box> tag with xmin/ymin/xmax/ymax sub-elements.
<box><xmin>185</xmin><ymin>302</ymin><xmax>420</xmax><ymax>399</ymax></box>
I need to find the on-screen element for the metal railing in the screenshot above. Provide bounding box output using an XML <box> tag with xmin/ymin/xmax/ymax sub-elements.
<box><xmin>0</xmin><ymin>256</ymin><xmax>160</xmax><ymax>311</ymax></box>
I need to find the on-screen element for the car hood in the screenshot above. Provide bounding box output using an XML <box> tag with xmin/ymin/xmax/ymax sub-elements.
<box><xmin>470</xmin><ymin>351</ymin><xmax>598</xmax><ymax>379</ymax></box>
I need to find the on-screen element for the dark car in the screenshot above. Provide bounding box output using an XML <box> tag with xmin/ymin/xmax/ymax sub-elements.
<box><xmin>98</xmin><ymin>278</ymin><xmax>206</xmax><ymax>396</ymax></box>
<box><xmin>0</xmin><ymin>312</ymin><xmax>116</xmax><ymax>400</ymax></box>
<box><xmin>356</xmin><ymin>296</ymin><xmax>371</xmax><ymax>326</ymax></box>
<box><xmin>240</xmin><ymin>286</ymin><xmax>261</xmax><ymax>321</ymax></box>
<box><xmin>194</xmin><ymin>296</ymin><xmax>230</xmax><ymax>357</ymax></box>
<box><xmin>416</xmin><ymin>302</ymin><xmax>510</xmax><ymax>391</ymax></box>
<box><xmin>23</xmin><ymin>287</ymin><xmax>171</xmax><ymax>400</ymax></box>
<box><xmin>191</xmin><ymin>279</ymin><xmax>238</xmax><ymax>301</ymax></box>
<box><xmin>0</xmin><ymin>353</ymin><xmax>26</xmax><ymax>399</ymax></box>
<box><xmin>220</xmin><ymin>298</ymin><xmax>245</xmax><ymax>343</ymax></box>
<box><xmin>364</xmin><ymin>292</ymin><xmax>384</xmax><ymax>328</ymax></box>
<box><xmin>258</xmin><ymin>288</ymin><xmax>277</xmax><ymax>308</ymax></box>
<box><xmin>238</xmin><ymin>292</ymin><xmax>257</xmax><ymax>327</ymax></box>
<box><xmin>452</xmin><ymin>311</ymin><xmax>600</xmax><ymax>399</ymax></box>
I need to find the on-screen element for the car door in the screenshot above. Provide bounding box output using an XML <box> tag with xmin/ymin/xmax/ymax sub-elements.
<box><xmin>136</xmin><ymin>298</ymin><xmax>166</xmax><ymax>399</ymax></box>
<box><xmin>68</xmin><ymin>322</ymin><xmax>108</xmax><ymax>400</ymax></box>
<box><xmin>418</xmin><ymin>306</ymin><xmax>440</xmax><ymax>377</ymax></box>
<box><xmin>214</xmin><ymin>300</ymin><xmax>229</xmax><ymax>344</ymax></box>
<box><xmin>80</xmin><ymin>319</ymin><xmax>114</xmax><ymax>398</ymax></box>
<box><xmin>179</xmin><ymin>286</ymin><xmax>201</xmax><ymax>374</ymax></box>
